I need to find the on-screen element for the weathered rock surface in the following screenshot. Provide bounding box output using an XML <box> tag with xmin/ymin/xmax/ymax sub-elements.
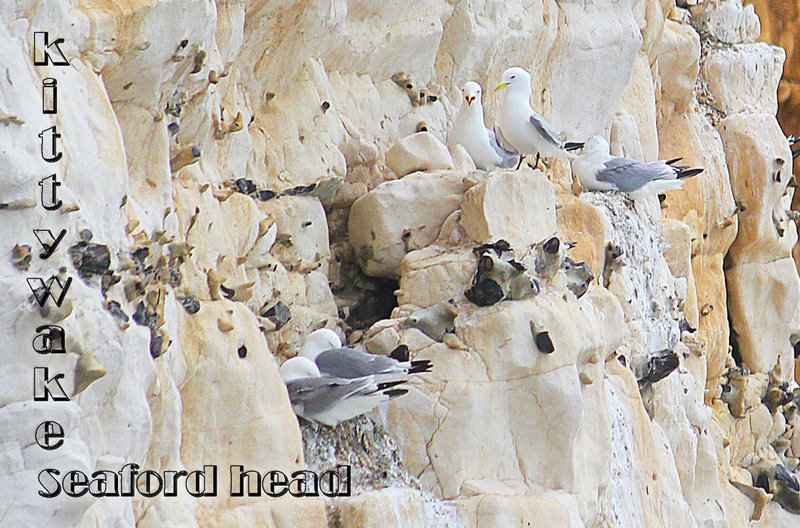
<box><xmin>750</xmin><ymin>1</ymin><xmax>800</xmax><ymax>149</ymax></box>
<box><xmin>2</xmin><ymin>0</ymin><xmax>800</xmax><ymax>527</ymax></box>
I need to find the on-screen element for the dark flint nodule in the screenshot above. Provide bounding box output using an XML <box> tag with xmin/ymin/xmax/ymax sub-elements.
<box><xmin>534</xmin><ymin>331</ymin><xmax>555</xmax><ymax>354</ymax></box>
<box><xmin>177</xmin><ymin>295</ymin><xmax>201</xmax><ymax>315</ymax></box>
<box><xmin>234</xmin><ymin>178</ymin><xmax>257</xmax><ymax>194</ymax></box>
<box><xmin>283</xmin><ymin>183</ymin><xmax>316</xmax><ymax>196</ymax></box>
<box><xmin>69</xmin><ymin>241</ymin><xmax>111</xmax><ymax>279</ymax></box>
<box><xmin>253</xmin><ymin>190</ymin><xmax>278</xmax><ymax>201</ymax></box>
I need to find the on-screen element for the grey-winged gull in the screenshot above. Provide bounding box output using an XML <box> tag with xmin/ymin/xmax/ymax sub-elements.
<box><xmin>573</xmin><ymin>135</ymin><xmax>703</xmax><ymax>199</ymax></box>
<box><xmin>494</xmin><ymin>67</ymin><xmax>583</xmax><ymax>169</ymax></box>
<box><xmin>280</xmin><ymin>356</ymin><xmax>408</xmax><ymax>426</ymax></box>
<box><xmin>299</xmin><ymin>328</ymin><xmax>432</xmax><ymax>380</ymax></box>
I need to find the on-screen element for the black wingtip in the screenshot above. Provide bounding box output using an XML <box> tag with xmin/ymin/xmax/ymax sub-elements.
<box><xmin>384</xmin><ymin>388</ymin><xmax>409</xmax><ymax>399</ymax></box>
<box><xmin>376</xmin><ymin>379</ymin><xmax>408</xmax><ymax>391</ymax></box>
<box><xmin>665</xmin><ymin>157</ymin><xmax>683</xmax><ymax>166</ymax></box>
<box><xmin>677</xmin><ymin>168</ymin><xmax>703</xmax><ymax>179</ymax></box>
<box><xmin>390</xmin><ymin>344</ymin><xmax>410</xmax><ymax>362</ymax></box>
<box><xmin>564</xmin><ymin>142</ymin><xmax>584</xmax><ymax>152</ymax></box>
<box><xmin>408</xmin><ymin>360</ymin><xmax>432</xmax><ymax>374</ymax></box>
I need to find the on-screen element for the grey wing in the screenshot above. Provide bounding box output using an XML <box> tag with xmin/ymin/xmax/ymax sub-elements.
<box><xmin>489</xmin><ymin>126</ymin><xmax>521</xmax><ymax>168</ymax></box>
<box><xmin>529</xmin><ymin>111</ymin><xmax>564</xmax><ymax>149</ymax></box>
<box><xmin>596</xmin><ymin>158</ymin><xmax>674</xmax><ymax>193</ymax></box>
<box><xmin>287</xmin><ymin>376</ymin><xmax>372</xmax><ymax>415</ymax></box>
<box><xmin>315</xmin><ymin>348</ymin><xmax>403</xmax><ymax>378</ymax></box>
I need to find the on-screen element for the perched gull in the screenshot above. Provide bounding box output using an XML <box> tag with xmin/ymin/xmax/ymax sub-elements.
<box><xmin>495</xmin><ymin>67</ymin><xmax>583</xmax><ymax>169</ymax></box>
<box><xmin>447</xmin><ymin>81</ymin><xmax>519</xmax><ymax>171</ymax></box>
<box><xmin>573</xmin><ymin>135</ymin><xmax>703</xmax><ymax>199</ymax></box>
<box><xmin>280</xmin><ymin>356</ymin><xmax>408</xmax><ymax>427</ymax></box>
<box><xmin>300</xmin><ymin>328</ymin><xmax>432</xmax><ymax>380</ymax></box>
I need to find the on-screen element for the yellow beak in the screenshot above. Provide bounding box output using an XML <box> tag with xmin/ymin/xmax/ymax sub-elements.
<box><xmin>494</xmin><ymin>82</ymin><xmax>508</xmax><ymax>93</ymax></box>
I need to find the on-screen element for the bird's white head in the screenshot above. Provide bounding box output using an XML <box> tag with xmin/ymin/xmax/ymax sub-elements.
<box><xmin>280</xmin><ymin>356</ymin><xmax>321</xmax><ymax>383</ymax></box>
<box><xmin>495</xmin><ymin>67</ymin><xmax>532</xmax><ymax>95</ymax></box>
<box><xmin>299</xmin><ymin>328</ymin><xmax>343</xmax><ymax>360</ymax></box>
<box><xmin>584</xmin><ymin>135</ymin><xmax>610</xmax><ymax>155</ymax></box>
<box><xmin>461</xmin><ymin>81</ymin><xmax>483</xmax><ymax>108</ymax></box>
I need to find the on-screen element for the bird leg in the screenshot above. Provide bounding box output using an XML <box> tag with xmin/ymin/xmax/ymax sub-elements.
<box><xmin>515</xmin><ymin>155</ymin><xmax>526</xmax><ymax>170</ymax></box>
<box><xmin>525</xmin><ymin>153</ymin><xmax>544</xmax><ymax>171</ymax></box>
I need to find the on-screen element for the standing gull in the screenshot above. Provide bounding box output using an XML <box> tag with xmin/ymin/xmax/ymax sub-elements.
<box><xmin>495</xmin><ymin>67</ymin><xmax>583</xmax><ymax>169</ymax></box>
<box><xmin>280</xmin><ymin>356</ymin><xmax>408</xmax><ymax>427</ymax></box>
<box><xmin>300</xmin><ymin>328</ymin><xmax>432</xmax><ymax>380</ymax></box>
<box><xmin>447</xmin><ymin>81</ymin><xmax>519</xmax><ymax>171</ymax></box>
<box><xmin>573</xmin><ymin>135</ymin><xmax>703</xmax><ymax>199</ymax></box>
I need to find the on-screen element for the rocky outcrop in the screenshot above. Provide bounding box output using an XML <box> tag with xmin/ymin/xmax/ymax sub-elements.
<box><xmin>2</xmin><ymin>0</ymin><xmax>800</xmax><ymax>527</ymax></box>
<box><xmin>750</xmin><ymin>1</ymin><xmax>800</xmax><ymax>143</ymax></box>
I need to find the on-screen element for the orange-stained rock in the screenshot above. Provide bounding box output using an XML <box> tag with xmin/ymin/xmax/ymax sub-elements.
<box><xmin>750</xmin><ymin>1</ymin><xmax>800</xmax><ymax>145</ymax></box>
<box><xmin>556</xmin><ymin>193</ymin><xmax>607</xmax><ymax>280</ymax></box>
<box><xmin>692</xmin><ymin>254</ymin><xmax>731</xmax><ymax>393</ymax></box>
<box><xmin>718</xmin><ymin>114</ymin><xmax>796</xmax><ymax>266</ymax></box>
<box><xmin>658</xmin><ymin>108</ymin><xmax>738</xmax><ymax>391</ymax></box>
<box><xmin>654</xmin><ymin>19</ymin><xmax>701</xmax><ymax>118</ymax></box>
<box><xmin>726</xmin><ymin>258</ymin><xmax>800</xmax><ymax>377</ymax></box>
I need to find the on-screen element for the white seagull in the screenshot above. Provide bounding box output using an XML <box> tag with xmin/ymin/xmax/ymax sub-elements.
<box><xmin>299</xmin><ymin>328</ymin><xmax>432</xmax><ymax>380</ymax></box>
<box><xmin>495</xmin><ymin>67</ymin><xmax>583</xmax><ymax>168</ymax></box>
<box><xmin>280</xmin><ymin>356</ymin><xmax>408</xmax><ymax>427</ymax></box>
<box><xmin>447</xmin><ymin>81</ymin><xmax>519</xmax><ymax>171</ymax></box>
<box><xmin>572</xmin><ymin>135</ymin><xmax>703</xmax><ymax>199</ymax></box>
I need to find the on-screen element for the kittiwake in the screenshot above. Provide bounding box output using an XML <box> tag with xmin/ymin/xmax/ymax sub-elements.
<box><xmin>447</xmin><ymin>81</ymin><xmax>519</xmax><ymax>171</ymax></box>
<box><xmin>299</xmin><ymin>328</ymin><xmax>432</xmax><ymax>380</ymax></box>
<box><xmin>573</xmin><ymin>135</ymin><xmax>703</xmax><ymax>199</ymax></box>
<box><xmin>495</xmin><ymin>67</ymin><xmax>583</xmax><ymax>168</ymax></box>
<box><xmin>280</xmin><ymin>356</ymin><xmax>408</xmax><ymax>427</ymax></box>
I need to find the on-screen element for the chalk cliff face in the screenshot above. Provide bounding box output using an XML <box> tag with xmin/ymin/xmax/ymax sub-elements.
<box><xmin>749</xmin><ymin>1</ymin><xmax>800</xmax><ymax>145</ymax></box>
<box><xmin>1</xmin><ymin>0</ymin><xmax>799</xmax><ymax>527</ymax></box>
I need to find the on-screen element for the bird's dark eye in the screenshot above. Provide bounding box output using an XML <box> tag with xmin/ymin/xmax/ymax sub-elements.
<box><xmin>511</xmin><ymin>76</ymin><xmax>515</xmax><ymax>79</ymax></box>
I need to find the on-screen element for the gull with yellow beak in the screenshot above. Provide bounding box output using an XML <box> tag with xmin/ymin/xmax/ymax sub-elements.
<box><xmin>495</xmin><ymin>67</ymin><xmax>583</xmax><ymax>169</ymax></box>
<box><xmin>447</xmin><ymin>81</ymin><xmax>519</xmax><ymax>171</ymax></box>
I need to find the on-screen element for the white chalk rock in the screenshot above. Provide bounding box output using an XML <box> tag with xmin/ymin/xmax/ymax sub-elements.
<box><xmin>460</xmin><ymin>167</ymin><xmax>557</xmax><ymax>250</ymax></box>
<box><xmin>703</xmin><ymin>44</ymin><xmax>785</xmax><ymax>116</ymax></box>
<box><xmin>655</xmin><ymin>19</ymin><xmax>701</xmax><ymax>115</ymax></box>
<box><xmin>337</xmin><ymin>488</ymin><xmax>428</xmax><ymax>528</ymax></box>
<box><xmin>689</xmin><ymin>0</ymin><xmax>761</xmax><ymax>44</ymax></box>
<box><xmin>385</xmin><ymin>132</ymin><xmax>454</xmax><ymax>177</ymax></box>
<box><xmin>348</xmin><ymin>171</ymin><xmax>467</xmax><ymax>277</ymax></box>
<box><xmin>398</xmin><ymin>246</ymin><xmax>474</xmax><ymax>307</ymax></box>
<box><xmin>726</xmin><ymin>258</ymin><xmax>800</xmax><ymax>377</ymax></box>
<box><xmin>718</xmin><ymin>113</ymin><xmax>796</xmax><ymax>265</ymax></box>
<box><xmin>456</xmin><ymin>493</ymin><xmax>585</xmax><ymax>528</ymax></box>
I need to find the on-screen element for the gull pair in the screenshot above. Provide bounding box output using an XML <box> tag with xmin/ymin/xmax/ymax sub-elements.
<box><xmin>280</xmin><ymin>329</ymin><xmax>432</xmax><ymax>426</ymax></box>
<box><xmin>450</xmin><ymin>66</ymin><xmax>703</xmax><ymax>199</ymax></box>
<box><xmin>448</xmin><ymin>67</ymin><xmax>582</xmax><ymax>172</ymax></box>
